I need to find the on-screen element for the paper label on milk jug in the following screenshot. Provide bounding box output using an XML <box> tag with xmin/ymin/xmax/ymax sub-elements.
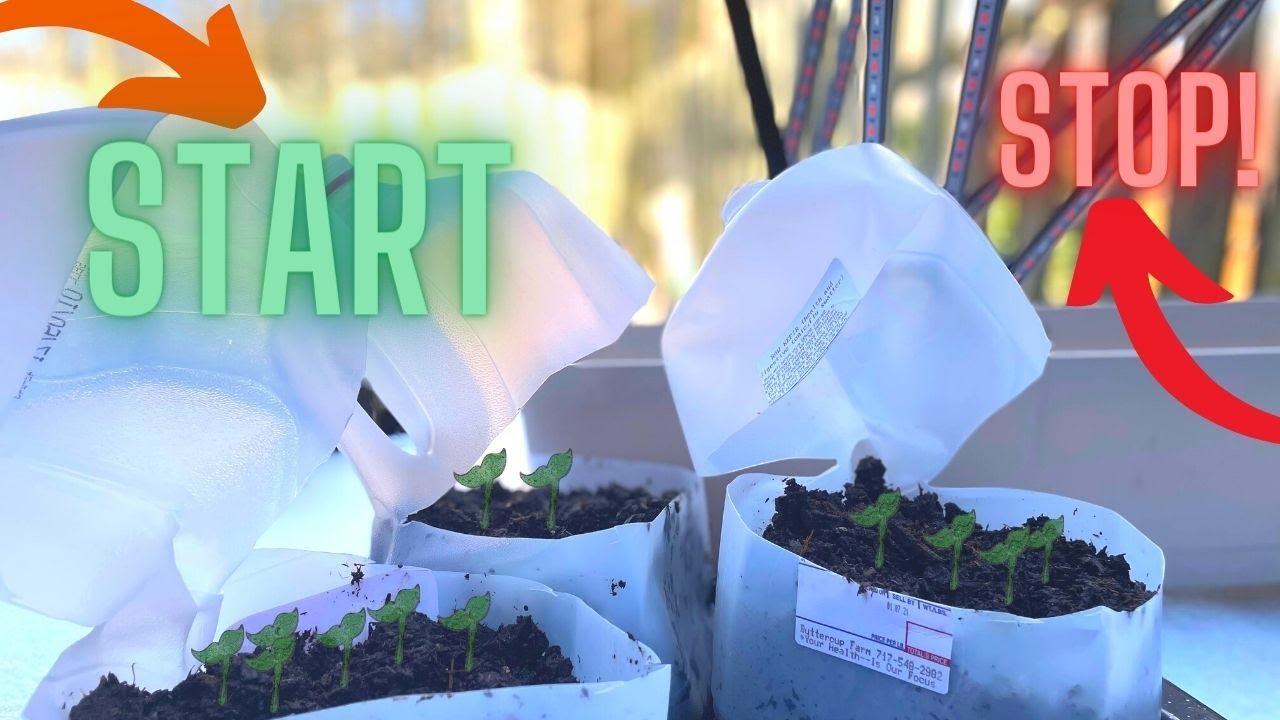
<box><xmin>795</xmin><ymin>559</ymin><xmax>954</xmax><ymax>694</ymax></box>
<box><xmin>758</xmin><ymin>259</ymin><xmax>857</xmax><ymax>405</ymax></box>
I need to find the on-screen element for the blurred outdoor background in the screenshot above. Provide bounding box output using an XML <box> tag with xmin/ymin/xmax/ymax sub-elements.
<box><xmin>0</xmin><ymin>0</ymin><xmax>1278</xmax><ymax>320</ymax></box>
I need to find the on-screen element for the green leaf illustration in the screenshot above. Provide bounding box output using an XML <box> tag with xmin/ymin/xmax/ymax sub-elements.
<box><xmin>454</xmin><ymin>449</ymin><xmax>507</xmax><ymax>529</ymax></box>
<box><xmin>520</xmin><ymin>449</ymin><xmax>573</xmax><ymax>488</ymax></box>
<box><xmin>369</xmin><ymin>585</ymin><xmax>421</xmax><ymax>622</ymax></box>
<box><xmin>245</xmin><ymin>613</ymin><xmax>298</xmax><ymax>715</ymax></box>
<box><xmin>848</xmin><ymin>490</ymin><xmax>901</xmax><ymax>569</ymax></box>
<box><xmin>850</xmin><ymin>490</ymin><xmax>901</xmax><ymax>525</ymax></box>
<box><xmin>247</xmin><ymin>608</ymin><xmax>299</xmax><ymax>648</ymax></box>
<box><xmin>318</xmin><ymin>610</ymin><xmax>367</xmax><ymax>645</ymax></box>
<box><xmin>455</xmin><ymin>449</ymin><xmax>507</xmax><ymax>488</ymax></box>
<box><xmin>440</xmin><ymin>593</ymin><xmax>492</xmax><ymax>672</ymax></box>
<box><xmin>441</xmin><ymin>593</ymin><xmax>491</xmax><ymax>629</ymax></box>
<box><xmin>924</xmin><ymin>512</ymin><xmax>977</xmax><ymax>591</ymax></box>
<box><xmin>316</xmin><ymin>610</ymin><xmax>366</xmax><ymax>689</ymax></box>
<box><xmin>192</xmin><ymin>627</ymin><xmax>244</xmax><ymax>706</ymax></box>
<box><xmin>192</xmin><ymin>627</ymin><xmax>243</xmax><ymax>665</ymax></box>
<box><xmin>980</xmin><ymin>528</ymin><xmax>1031</xmax><ymax>606</ymax></box>
<box><xmin>520</xmin><ymin>449</ymin><xmax>574</xmax><ymax>530</ymax></box>
<box><xmin>1027</xmin><ymin>515</ymin><xmax>1066</xmax><ymax>584</ymax></box>
<box><xmin>245</xmin><ymin>637</ymin><xmax>295</xmax><ymax>670</ymax></box>
<box><xmin>369</xmin><ymin>585</ymin><xmax>421</xmax><ymax>666</ymax></box>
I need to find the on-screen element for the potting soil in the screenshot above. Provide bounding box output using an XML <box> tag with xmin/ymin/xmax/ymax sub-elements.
<box><xmin>763</xmin><ymin>457</ymin><xmax>1156</xmax><ymax>618</ymax></box>
<box><xmin>409</xmin><ymin>484</ymin><xmax>677</xmax><ymax>539</ymax></box>
<box><xmin>69</xmin><ymin>613</ymin><xmax>576</xmax><ymax>719</ymax></box>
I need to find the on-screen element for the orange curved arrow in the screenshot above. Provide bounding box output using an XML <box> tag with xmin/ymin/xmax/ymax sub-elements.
<box><xmin>0</xmin><ymin>0</ymin><xmax>264</xmax><ymax>128</ymax></box>
<box><xmin>1068</xmin><ymin>198</ymin><xmax>1280</xmax><ymax>444</ymax></box>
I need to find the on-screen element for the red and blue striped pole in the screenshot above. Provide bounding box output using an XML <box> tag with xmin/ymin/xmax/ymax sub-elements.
<box><xmin>784</xmin><ymin>0</ymin><xmax>834</xmax><ymax>163</ymax></box>
<box><xmin>862</xmin><ymin>0</ymin><xmax>893</xmax><ymax>144</ymax></box>
<box><xmin>943</xmin><ymin>0</ymin><xmax>1006</xmax><ymax>199</ymax></box>
<box><xmin>1008</xmin><ymin>0</ymin><xmax>1263</xmax><ymax>282</ymax></box>
<box><xmin>813</xmin><ymin>0</ymin><xmax>863</xmax><ymax>153</ymax></box>
<box><xmin>967</xmin><ymin>0</ymin><xmax>1217</xmax><ymax>217</ymax></box>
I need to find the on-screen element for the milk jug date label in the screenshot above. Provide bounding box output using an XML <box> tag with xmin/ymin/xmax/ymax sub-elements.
<box><xmin>795</xmin><ymin>559</ymin><xmax>954</xmax><ymax>694</ymax></box>
<box><xmin>758</xmin><ymin>258</ymin><xmax>857</xmax><ymax>405</ymax></box>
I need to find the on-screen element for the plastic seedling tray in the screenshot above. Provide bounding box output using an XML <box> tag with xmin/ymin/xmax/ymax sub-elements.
<box><xmin>33</xmin><ymin>551</ymin><xmax>670</xmax><ymax>720</ymax></box>
<box><xmin>713</xmin><ymin>471</ymin><xmax>1163</xmax><ymax>719</ymax></box>
<box><xmin>389</xmin><ymin>455</ymin><xmax>713</xmax><ymax>719</ymax></box>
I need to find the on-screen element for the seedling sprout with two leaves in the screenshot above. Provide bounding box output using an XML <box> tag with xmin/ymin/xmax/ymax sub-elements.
<box><xmin>849</xmin><ymin>490</ymin><xmax>901</xmax><ymax>569</ymax></box>
<box><xmin>440</xmin><ymin>593</ymin><xmax>492</xmax><ymax>672</ymax></box>
<box><xmin>924</xmin><ymin>511</ymin><xmax>977</xmax><ymax>591</ymax></box>
<box><xmin>1027</xmin><ymin>515</ymin><xmax>1066</xmax><ymax>584</ymax></box>
<box><xmin>316</xmin><ymin>610</ymin><xmax>367</xmax><ymax>689</ymax></box>
<box><xmin>245</xmin><ymin>609</ymin><xmax>299</xmax><ymax>714</ymax></box>
<box><xmin>454</xmin><ymin>448</ymin><xmax>507</xmax><ymax>529</ymax></box>
<box><xmin>979</xmin><ymin>528</ymin><xmax>1030</xmax><ymax>607</ymax></box>
<box><xmin>520</xmin><ymin>449</ymin><xmax>574</xmax><ymax>531</ymax></box>
<box><xmin>369</xmin><ymin>584</ymin><xmax>421</xmax><ymax>666</ymax></box>
<box><xmin>191</xmin><ymin>626</ymin><xmax>244</xmax><ymax>706</ymax></box>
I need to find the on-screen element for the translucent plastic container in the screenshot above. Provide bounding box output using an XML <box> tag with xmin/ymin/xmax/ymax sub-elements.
<box><xmin>0</xmin><ymin>112</ymin><xmax>368</xmax><ymax>700</ymax></box>
<box><xmin>715</xmin><ymin>471</ymin><xmax>1164</xmax><ymax>719</ymax></box>
<box><xmin>662</xmin><ymin>144</ymin><xmax>1049</xmax><ymax>484</ymax></box>
<box><xmin>338</xmin><ymin>171</ymin><xmax>654</xmax><ymax>560</ymax></box>
<box><xmin>663</xmin><ymin>144</ymin><xmax>1163</xmax><ymax>718</ymax></box>
<box><xmin>28</xmin><ymin>551</ymin><xmax>671</xmax><ymax>720</ymax></box>
<box><xmin>1</xmin><ymin>109</ymin><xmax>653</xmax><ymax>717</ymax></box>
<box><xmin>0</xmin><ymin>108</ymin><xmax>163</xmax><ymax>406</ymax></box>
<box><xmin>389</xmin><ymin>455</ymin><xmax>712</xmax><ymax>719</ymax></box>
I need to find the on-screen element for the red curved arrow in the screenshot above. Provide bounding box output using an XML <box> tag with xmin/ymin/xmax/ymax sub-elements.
<box><xmin>1068</xmin><ymin>198</ymin><xmax>1280</xmax><ymax>444</ymax></box>
<box><xmin>0</xmin><ymin>0</ymin><xmax>264</xmax><ymax>128</ymax></box>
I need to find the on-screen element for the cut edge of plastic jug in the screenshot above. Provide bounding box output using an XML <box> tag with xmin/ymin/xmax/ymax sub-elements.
<box><xmin>662</xmin><ymin>143</ymin><xmax>1051</xmax><ymax>486</ymax></box>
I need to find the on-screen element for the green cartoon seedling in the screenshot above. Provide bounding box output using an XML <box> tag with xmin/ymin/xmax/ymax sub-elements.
<box><xmin>849</xmin><ymin>490</ymin><xmax>901</xmax><ymax>569</ymax></box>
<box><xmin>369</xmin><ymin>584</ymin><xmax>421</xmax><ymax>666</ymax></box>
<box><xmin>191</xmin><ymin>626</ymin><xmax>244</xmax><ymax>706</ymax></box>
<box><xmin>520</xmin><ymin>449</ymin><xmax>573</xmax><ymax>531</ymax></box>
<box><xmin>1027</xmin><ymin>515</ymin><xmax>1065</xmax><ymax>585</ymax></box>
<box><xmin>455</xmin><ymin>448</ymin><xmax>507</xmax><ymax>529</ymax></box>
<box><xmin>980</xmin><ymin>528</ymin><xmax>1030</xmax><ymax>607</ymax></box>
<box><xmin>440</xmin><ymin>593</ymin><xmax>492</xmax><ymax>672</ymax></box>
<box><xmin>924</xmin><ymin>511</ymin><xmax>977</xmax><ymax>591</ymax></box>
<box><xmin>316</xmin><ymin>610</ymin><xmax>366</xmax><ymax>689</ymax></box>
<box><xmin>245</xmin><ymin>609</ymin><xmax>299</xmax><ymax>714</ymax></box>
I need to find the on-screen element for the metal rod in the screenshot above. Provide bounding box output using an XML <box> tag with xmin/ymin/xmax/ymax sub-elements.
<box><xmin>968</xmin><ymin>0</ymin><xmax>1217</xmax><ymax>216</ymax></box>
<box><xmin>1008</xmin><ymin>0</ymin><xmax>1263</xmax><ymax>283</ymax></box>
<box><xmin>813</xmin><ymin>0</ymin><xmax>863</xmax><ymax>153</ymax></box>
<box><xmin>862</xmin><ymin>0</ymin><xmax>894</xmax><ymax>143</ymax></box>
<box><xmin>785</xmin><ymin>0</ymin><xmax>835</xmax><ymax>162</ymax></box>
<box><xmin>943</xmin><ymin>0</ymin><xmax>1006</xmax><ymax>199</ymax></box>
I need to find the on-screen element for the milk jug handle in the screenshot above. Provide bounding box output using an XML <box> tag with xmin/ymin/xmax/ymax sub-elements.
<box><xmin>337</xmin><ymin>407</ymin><xmax>454</xmax><ymax>561</ymax></box>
